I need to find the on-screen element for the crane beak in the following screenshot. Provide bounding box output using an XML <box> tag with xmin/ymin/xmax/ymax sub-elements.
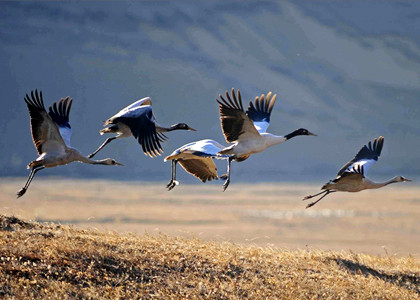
<box><xmin>188</xmin><ymin>127</ymin><xmax>197</xmax><ymax>131</ymax></box>
<box><xmin>404</xmin><ymin>178</ymin><xmax>412</xmax><ymax>182</ymax></box>
<box><xmin>115</xmin><ymin>162</ymin><xmax>124</xmax><ymax>166</ymax></box>
<box><xmin>308</xmin><ymin>131</ymin><xmax>317</xmax><ymax>136</ymax></box>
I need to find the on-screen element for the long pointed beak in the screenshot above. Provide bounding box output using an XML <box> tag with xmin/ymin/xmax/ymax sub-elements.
<box><xmin>404</xmin><ymin>178</ymin><xmax>412</xmax><ymax>182</ymax></box>
<box><xmin>115</xmin><ymin>162</ymin><xmax>124</xmax><ymax>166</ymax></box>
<box><xmin>308</xmin><ymin>131</ymin><xmax>317</xmax><ymax>136</ymax></box>
<box><xmin>188</xmin><ymin>127</ymin><xmax>197</xmax><ymax>131</ymax></box>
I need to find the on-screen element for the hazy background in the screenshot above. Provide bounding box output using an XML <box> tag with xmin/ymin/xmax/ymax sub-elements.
<box><xmin>1</xmin><ymin>1</ymin><xmax>419</xmax><ymax>184</ymax></box>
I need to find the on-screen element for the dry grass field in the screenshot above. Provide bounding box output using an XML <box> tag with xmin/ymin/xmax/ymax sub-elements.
<box><xmin>1</xmin><ymin>178</ymin><xmax>419</xmax><ymax>259</ymax></box>
<box><xmin>0</xmin><ymin>215</ymin><xmax>419</xmax><ymax>299</ymax></box>
<box><xmin>0</xmin><ymin>179</ymin><xmax>419</xmax><ymax>298</ymax></box>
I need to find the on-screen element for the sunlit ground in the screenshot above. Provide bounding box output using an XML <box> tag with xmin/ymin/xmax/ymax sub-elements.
<box><xmin>1</xmin><ymin>178</ymin><xmax>419</xmax><ymax>260</ymax></box>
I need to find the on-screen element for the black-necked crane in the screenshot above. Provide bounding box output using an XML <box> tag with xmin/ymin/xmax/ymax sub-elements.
<box><xmin>303</xmin><ymin>136</ymin><xmax>411</xmax><ymax>208</ymax></box>
<box><xmin>216</xmin><ymin>88</ymin><xmax>316</xmax><ymax>190</ymax></box>
<box><xmin>164</xmin><ymin>139</ymin><xmax>231</xmax><ymax>190</ymax></box>
<box><xmin>88</xmin><ymin>97</ymin><xmax>196</xmax><ymax>158</ymax></box>
<box><xmin>17</xmin><ymin>90</ymin><xmax>123</xmax><ymax>198</ymax></box>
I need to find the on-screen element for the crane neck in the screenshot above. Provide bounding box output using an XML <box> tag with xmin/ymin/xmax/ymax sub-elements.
<box><xmin>260</xmin><ymin>133</ymin><xmax>287</xmax><ymax>147</ymax></box>
<box><xmin>364</xmin><ymin>177</ymin><xmax>400</xmax><ymax>189</ymax></box>
<box><xmin>284</xmin><ymin>130</ymin><xmax>303</xmax><ymax>140</ymax></box>
<box><xmin>70</xmin><ymin>149</ymin><xmax>112</xmax><ymax>165</ymax></box>
<box><xmin>90</xmin><ymin>159</ymin><xmax>115</xmax><ymax>165</ymax></box>
<box><xmin>157</xmin><ymin>124</ymin><xmax>178</xmax><ymax>132</ymax></box>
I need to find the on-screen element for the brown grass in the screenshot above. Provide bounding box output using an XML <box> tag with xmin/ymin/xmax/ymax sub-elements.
<box><xmin>0</xmin><ymin>215</ymin><xmax>419</xmax><ymax>299</ymax></box>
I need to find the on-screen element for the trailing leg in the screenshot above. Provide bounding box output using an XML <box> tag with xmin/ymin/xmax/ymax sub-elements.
<box><xmin>305</xmin><ymin>191</ymin><xmax>335</xmax><ymax>209</ymax></box>
<box><xmin>303</xmin><ymin>190</ymin><xmax>327</xmax><ymax>200</ymax></box>
<box><xmin>17</xmin><ymin>166</ymin><xmax>45</xmax><ymax>198</ymax></box>
<box><xmin>88</xmin><ymin>137</ymin><xmax>117</xmax><ymax>158</ymax></box>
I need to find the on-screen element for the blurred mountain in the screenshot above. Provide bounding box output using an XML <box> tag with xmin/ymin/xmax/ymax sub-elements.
<box><xmin>1</xmin><ymin>1</ymin><xmax>419</xmax><ymax>183</ymax></box>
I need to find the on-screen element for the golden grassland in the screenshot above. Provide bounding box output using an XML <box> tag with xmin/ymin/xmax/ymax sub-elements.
<box><xmin>1</xmin><ymin>178</ymin><xmax>419</xmax><ymax>258</ymax></box>
<box><xmin>0</xmin><ymin>179</ymin><xmax>419</xmax><ymax>298</ymax></box>
<box><xmin>0</xmin><ymin>215</ymin><xmax>419</xmax><ymax>299</ymax></box>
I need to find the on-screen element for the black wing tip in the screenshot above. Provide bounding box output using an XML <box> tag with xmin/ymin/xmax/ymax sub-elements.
<box><xmin>24</xmin><ymin>89</ymin><xmax>45</xmax><ymax>110</ymax></box>
<box><xmin>336</xmin><ymin>136</ymin><xmax>384</xmax><ymax>177</ymax></box>
<box><xmin>368</xmin><ymin>136</ymin><xmax>384</xmax><ymax>158</ymax></box>
<box><xmin>376</xmin><ymin>136</ymin><xmax>384</xmax><ymax>156</ymax></box>
<box><xmin>48</xmin><ymin>95</ymin><xmax>73</xmax><ymax>126</ymax></box>
<box><xmin>139</xmin><ymin>132</ymin><xmax>163</xmax><ymax>158</ymax></box>
<box><xmin>253</xmin><ymin>91</ymin><xmax>276</xmax><ymax>113</ymax></box>
<box><xmin>246</xmin><ymin>91</ymin><xmax>277</xmax><ymax>122</ymax></box>
<box><xmin>144</xmin><ymin>146</ymin><xmax>163</xmax><ymax>158</ymax></box>
<box><xmin>353</xmin><ymin>136</ymin><xmax>385</xmax><ymax>162</ymax></box>
<box><xmin>229</xmin><ymin>88</ymin><xmax>243</xmax><ymax>110</ymax></box>
<box><xmin>49</xmin><ymin>96</ymin><xmax>73</xmax><ymax>118</ymax></box>
<box><xmin>217</xmin><ymin>88</ymin><xmax>244</xmax><ymax>111</ymax></box>
<box><xmin>157</xmin><ymin>132</ymin><xmax>168</xmax><ymax>142</ymax></box>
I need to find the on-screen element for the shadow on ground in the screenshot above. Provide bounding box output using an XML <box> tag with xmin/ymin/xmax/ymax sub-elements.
<box><xmin>333</xmin><ymin>258</ymin><xmax>420</xmax><ymax>295</ymax></box>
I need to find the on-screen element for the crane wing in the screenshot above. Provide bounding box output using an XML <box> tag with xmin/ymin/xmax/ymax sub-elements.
<box><xmin>246</xmin><ymin>92</ymin><xmax>276</xmax><ymax>134</ymax></box>
<box><xmin>24</xmin><ymin>90</ymin><xmax>67</xmax><ymax>155</ymax></box>
<box><xmin>117</xmin><ymin>97</ymin><xmax>152</xmax><ymax>115</ymax></box>
<box><xmin>336</xmin><ymin>136</ymin><xmax>384</xmax><ymax>178</ymax></box>
<box><xmin>115</xmin><ymin>106</ymin><xmax>163</xmax><ymax>157</ymax></box>
<box><xmin>48</xmin><ymin>97</ymin><xmax>73</xmax><ymax>147</ymax></box>
<box><xmin>178</xmin><ymin>158</ymin><xmax>219</xmax><ymax>182</ymax></box>
<box><xmin>188</xmin><ymin>139</ymin><xmax>227</xmax><ymax>157</ymax></box>
<box><xmin>123</xmin><ymin>97</ymin><xmax>152</xmax><ymax>110</ymax></box>
<box><xmin>164</xmin><ymin>139</ymin><xmax>231</xmax><ymax>163</ymax></box>
<box><xmin>105</xmin><ymin>97</ymin><xmax>152</xmax><ymax>124</ymax></box>
<box><xmin>217</xmin><ymin>89</ymin><xmax>260</xmax><ymax>143</ymax></box>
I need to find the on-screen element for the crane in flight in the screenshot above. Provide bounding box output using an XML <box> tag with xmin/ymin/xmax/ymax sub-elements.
<box><xmin>303</xmin><ymin>136</ymin><xmax>411</xmax><ymax>208</ymax></box>
<box><xmin>88</xmin><ymin>97</ymin><xmax>196</xmax><ymax>158</ymax></box>
<box><xmin>216</xmin><ymin>88</ymin><xmax>316</xmax><ymax>190</ymax></box>
<box><xmin>164</xmin><ymin>139</ymin><xmax>231</xmax><ymax>190</ymax></box>
<box><xmin>17</xmin><ymin>90</ymin><xmax>123</xmax><ymax>198</ymax></box>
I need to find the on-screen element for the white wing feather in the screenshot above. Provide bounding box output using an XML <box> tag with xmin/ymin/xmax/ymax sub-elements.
<box><xmin>111</xmin><ymin>97</ymin><xmax>152</xmax><ymax>120</ymax></box>
<box><xmin>253</xmin><ymin>121</ymin><xmax>270</xmax><ymax>134</ymax></box>
<box><xmin>121</xmin><ymin>97</ymin><xmax>152</xmax><ymax>112</ymax></box>
<box><xmin>165</xmin><ymin>139</ymin><xmax>231</xmax><ymax>162</ymax></box>
<box><xmin>346</xmin><ymin>159</ymin><xmax>377</xmax><ymax>175</ymax></box>
<box><xmin>58</xmin><ymin>126</ymin><xmax>72</xmax><ymax>148</ymax></box>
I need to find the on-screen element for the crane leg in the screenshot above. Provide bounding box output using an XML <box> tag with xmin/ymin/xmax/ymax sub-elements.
<box><xmin>16</xmin><ymin>166</ymin><xmax>45</xmax><ymax>198</ymax></box>
<box><xmin>166</xmin><ymin>160</ymin><xmax>179</xmax><ymax>191</ymax></box>
<box><xmin>88</xmin><ymin>137</ymin><xmax>117</xmax><ymax>158</ymax></box>
<box><xmin>302</xmin><ymin>190</ymin><xmax>327</xmax><ymax>200</ymax></box>
<box><xmin>305</xmin><ymin>191</ymin><xmax>335</xmax><ymax>209</ymax></box>
<box><xmin>222</xmin><ymin>157</ymin><xmax>233</xmax><ymax>192</ymax></box>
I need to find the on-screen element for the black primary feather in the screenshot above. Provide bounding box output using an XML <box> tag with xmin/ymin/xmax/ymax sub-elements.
<box><xmin>115</xmin><ymin>109</ymin><xmax>163</xmax><ymax>157</ymax></box>
<box><xmin>48</xmin><ymin>97</ymin><xmax>72</xmax><ymax>129</ymax></box>
<box><xmin>216</xmin><ymin>89</ymin><xmax>246</xmax><ymax>142</ymax></box>
<box><xmin>24</xmin><ymin>90</ymin><xmax>49</xmax><ymax>155</ymax></box>
<box><xmin>246</xmin><ymin>92</ymin><xmax>276</xmax><ymax>124</ymax></box>
<box><xmin>336</xmin><ymin>136</ymin><xmax>384</xmax><ymax>177</ymax></box>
